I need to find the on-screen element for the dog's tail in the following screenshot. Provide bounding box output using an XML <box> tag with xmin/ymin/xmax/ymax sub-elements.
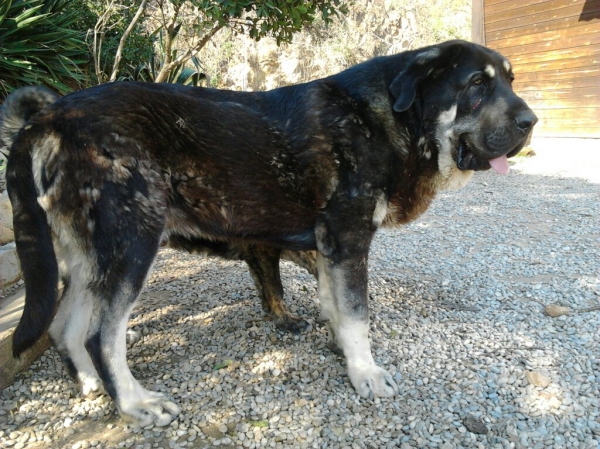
<box><xmin>0</xmin><ymin>86</ymin><xmax>59</xmax><ymax>151</ymax></box>
<box><xmin>1</xmin><ymin>86</ymin><xmax>60</xmax><ymax>357</ymax></box>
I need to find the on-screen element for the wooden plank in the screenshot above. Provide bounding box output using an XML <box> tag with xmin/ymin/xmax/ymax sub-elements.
<box><xmin>533</xmin><ymin>108</ymin><xmax>600</xmax><ymax>121</ymax></box>
<box><xmin>517</xmin><ymin>86</ymin><xmax>600</xmax><ymax>99</ymax></box>
<box><xmin>0</xmin><ymin>330</ymin><xmax>51</xmax><ymax>390</ymax></box>
<box><xmin>499</xmin><ymin>45</ymin><xmax>600</xmax><ymax>75</ymax></box>
<box><xmin>472</xmin><ymin>0</ymin><xmax>485</xmax><ymax>44</ymax></box>
<box><xmin>494</xmin><ymin>37</ymin><xmax>600</xmax><ymax>61</ymax></box>
<box><xmin>485</xmin><ymin>0</ymin><xmax>584</xmax><ymax>15</ymax></box>
<box><xmin>486</xmin><ymin>11</ymin><xmax>600</xmax><ymax>39</ymax></box>
<box><xmin>493</xmin><ymin>33</ymin><xmax>600</xmax><ymax>58</ymax></box>
<box><xmin>486</xmin><ymin>4</ymin><xmax>600</xmax><ymax>33</ymax></box>
<box><xmin>517</xmin><ymin>89</ymin><xmax>600</xmax><ymax>110</ymax></box>
<box><xmin>0</xmin><ymin>288</ymin><xmax>53</xmax><ymax>390</ymax></box>
<box><xmin>485</xmin><ymin>0</ymin><xmax>598</xmax><ymax>25</ymax></box>
<box><xmin>522</xmin><ymin>97</ymin><xmax>600</xmax><ymax>109</ymax></box>
<box><xmin>534</xmin><ymin>118</ymin><xmax>599</xmax><ymax>128</ymax></box>
<box><xmin>487</xmin><ymin>21</ymin><xmax>597</xmax><ymax>47</ymax></box>
<box><xmin>533</xmin><ymin>125</ymin><xmax>600</xmax><ymax>138</ymax></box>
<box><xmin>516</xmin><ymin>66</ymin><xmax>600</xmax><ymax>83</ymax></box>
<box><xmin>534</xmin><ymin>108</ymin><xmax>600</xmax><ymax>121</ymax></box>
<box><xmin>509</xmin><ymin>53</ymin><xmax>600</xmax><ymax>74</ymax></box>
<box><xmin>515</xmin><ymin>75</ymin><xmax>600</xmax><ymax>90</ymax></box>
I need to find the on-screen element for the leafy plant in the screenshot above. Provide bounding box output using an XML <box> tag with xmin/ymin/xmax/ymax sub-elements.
<box><xmin>195</xmin><ymin>0</ymin><xmax>349</xmax><ymax>45</ymax></box>
<box><xmin>147</xmin><ymin>0</ymin><xmax>349</xmax><ymax>83</ymax></box>
<box><xmin>117</xmin><ymin>30</ymin><xmax>206</xmax><ymax>86</ymax></box>
<box><xmin>119</xmin><ymin>54</ymin><xmax>206</xmax><ymax>86</ymax></box>
<box><xmin>0</xmin><ymin>0</ymin><xmax>89</xmax><ymax>98</ymax></box>
<box><xmin>77</xmin><ymin>0</ymin><xmax>154</xmax><ymax>84</ymax></box>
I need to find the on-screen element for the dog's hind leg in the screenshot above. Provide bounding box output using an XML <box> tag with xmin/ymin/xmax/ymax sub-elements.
<box><xmin>244</xmin><ymin>246</ymin><xmax>311</xmax><ymax>334</ymax></box>
<box><xmin>83</xmin><ymin>235</ymin><xmax>180</xmax><ymax>426</ymax></box>
<box><xmin>49</xmin><ymin>262</ymin><xmax>103</xmax><ymax>398</ymax></box>
<box><xmin>281</xmin><ymin>250</ymin><xmax>318</xmax><ymax>278</ymax></box>
<box><xmin>85</xmin><ymin>285</ymin><xmax>180</xmax><ymax>427</ymax></box>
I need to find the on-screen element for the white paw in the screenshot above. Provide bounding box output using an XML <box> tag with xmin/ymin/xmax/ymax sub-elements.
<box><xmin>80</xmin><ymin>374</ymin><xmax>105</xmax><ymax>398</ymax></box>
<box><xmin>348</xmin><ymin>364</ymin><xmax>398</xmax><ymax>399</ymax></box>
<box><xmin>118</xmin><ymin>390</ymin><xmax>180</xmax><ymax>427</ymax></box>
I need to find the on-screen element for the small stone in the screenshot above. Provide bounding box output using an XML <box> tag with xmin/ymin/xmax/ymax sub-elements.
<box><xmin>526</xmin><ymin>371</ymin><xmax>551</xmax><ymax>388</ymax></box>
<box><xmin>544</xmin><ymin>304</ymin><xmax>570</xmax><ymax>317</ymax></box>
<box><xmin>462</xmin><ymin>415</ymin><xmax>488</xmax><ymax>435</ymax></box>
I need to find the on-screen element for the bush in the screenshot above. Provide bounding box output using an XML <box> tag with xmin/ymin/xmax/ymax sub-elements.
<box><xmin>0</xmin><ymin>0</ymin><xmax>89</xmax><ymax>98</ymax></box>
<box><xmin>71</xmin><ymin>0</ymin><xmax>154</xmax><ymax>85</ymax></box>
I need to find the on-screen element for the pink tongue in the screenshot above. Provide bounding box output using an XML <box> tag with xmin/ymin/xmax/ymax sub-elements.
<box><xmin>489</xmin><ymin>155</ymin><xmax>510</xmax><ymax>175</ymax></box>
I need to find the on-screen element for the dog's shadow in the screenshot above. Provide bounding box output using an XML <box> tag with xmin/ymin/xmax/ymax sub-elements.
<box><xmin>127</xmin><ymin>252</ymin><xmax>341</xmax><ymax>402</ymax></box>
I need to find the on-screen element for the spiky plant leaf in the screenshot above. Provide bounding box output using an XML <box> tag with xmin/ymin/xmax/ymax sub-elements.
<box><xmin>0</xmin><ymin>0</ymin><xmax>88</xmax><ymax>99</ymax></box>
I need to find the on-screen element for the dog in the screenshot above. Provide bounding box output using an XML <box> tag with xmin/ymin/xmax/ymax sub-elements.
<box><xmin>0</xmin><ymin>40</ymin><xmax>536</xmax><ymax>426</ymax></box>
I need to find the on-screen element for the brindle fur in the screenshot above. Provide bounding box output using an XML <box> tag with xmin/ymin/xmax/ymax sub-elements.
<box><xmin>1</xmin><ymin>40</ymin><xmax>536</xmax><ymax>426</ymax></box>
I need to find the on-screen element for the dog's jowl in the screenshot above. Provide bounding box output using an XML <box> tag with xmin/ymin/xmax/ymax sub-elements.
<box><xmin>0</xmin><ymin>40</ymin><xmax>536</xmax><ymax>426</ymax></box>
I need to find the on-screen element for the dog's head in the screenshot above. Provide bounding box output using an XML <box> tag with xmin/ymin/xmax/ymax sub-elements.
<box><xmin>389</xmin><ymin>40</ymin><xmax>537</xmax><ymax>182</ymax></box>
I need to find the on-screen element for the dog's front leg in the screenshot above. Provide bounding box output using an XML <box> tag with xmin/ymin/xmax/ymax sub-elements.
<box><xmin>316</xmin><ymin>252</ymin><xmax>398</xmax><ymax>398</ymax></box>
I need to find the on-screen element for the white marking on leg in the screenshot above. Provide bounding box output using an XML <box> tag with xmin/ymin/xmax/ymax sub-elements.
<box><xmin>316</xmin><ymin>254</ymin><xmax>398</xmax><ymax>398</ymax></box>
<box><xmin>316</xmin><ymin>253</ymin><xmax>340</xmax><ymax>349</ymax></box>
<box><xmin>49</xmin><ymin>251</ymin><xmax>103</xmax><ymax>397</ymax></box>
<box><xmin>99</xmin><ymin>286</ymin><xmax>180</xmax><ymax>427</ymax></box>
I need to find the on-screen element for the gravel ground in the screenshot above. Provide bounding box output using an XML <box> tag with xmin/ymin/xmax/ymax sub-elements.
<box><xmin>1</xmin><ymin>143</ymin><xmax>599</xmax><ymax>449</ymax></box>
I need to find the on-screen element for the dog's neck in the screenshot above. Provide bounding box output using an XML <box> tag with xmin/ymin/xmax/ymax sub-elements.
<box><xmin>381</xmin><ymin>135</ymin><xmax>440</xmax><ymax>227</ymax></box>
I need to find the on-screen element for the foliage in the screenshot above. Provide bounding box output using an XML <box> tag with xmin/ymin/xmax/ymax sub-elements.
<box><xmin>193</xmin><ymin>0</ymin><xmax>349</xmax><ymax>45</ymax></box>
<box><xmin>198</xmin><ymin>0</ymin><xmax>471</xmax><ymax>90</ymax></box>
<box><xmin>148</xmin><ymin>0</ymin><xmax>349</xmax><ymax>82</ymax></box>
<box><xmin>0</xmin><ymin>0</ymin><xmax>89</xmax><ymax>98</ymax></box>
<box><xmin>119</xmin><ymin>48</ymin><xmax>206</xmax><ymax>86</ymax></box>
<box><xmin>69</xmin><ymin>0</ymin><xmax>154</xmax><ymax>85</ymax></box>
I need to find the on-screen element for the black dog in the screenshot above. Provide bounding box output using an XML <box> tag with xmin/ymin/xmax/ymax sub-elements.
<box><xmin>1</xmin><ymin>40</ymin><xmax>536</xmax><ymax>426</ymax></box>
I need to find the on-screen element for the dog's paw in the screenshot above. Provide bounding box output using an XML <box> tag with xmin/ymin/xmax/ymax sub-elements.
<box><xmin>80</xmin><ymin>375</ymin><xmax>105</xmax><ymax>398</ymax></box>
<box><xmin>118</xmin><ymin>391</ymin><xmax>180</xmax><ymax>427</ymax></box>
<box><xmin>348</xmin><ymin>364</ymin><xmax>399</xmax><ymax>399</ymax></box>
<box><xmin>272</xmin><ymin>314</ymin><xmax>311</xmax><ymax>334</ymax></box>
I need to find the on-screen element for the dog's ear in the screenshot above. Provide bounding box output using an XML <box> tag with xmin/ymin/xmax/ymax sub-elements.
<box><xmin>389</xmin><ymin>44</ymin><xmax>458</xmax><ymax>112</ymax></box>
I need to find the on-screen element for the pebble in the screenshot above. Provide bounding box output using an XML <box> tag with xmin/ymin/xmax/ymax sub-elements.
<box><xmin>545</xmin><ymin>304</ymin><xmax>571</xmax><ymax>317</ymax></box>
<box><xmin>526</xmin><ymin>371</ymin><xmax>552</xmax><ymax>388</ymax></box>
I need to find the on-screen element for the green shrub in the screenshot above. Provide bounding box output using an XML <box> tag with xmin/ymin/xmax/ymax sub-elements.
<box><xmin>72</xmin><ymin>0</ymin><xmax>154</xmax><ymax>85</ymax></box>
<box><xmin>0</xmin><ymin>0</ymin><xmax>89</xmax><ymax>98</ymax></box>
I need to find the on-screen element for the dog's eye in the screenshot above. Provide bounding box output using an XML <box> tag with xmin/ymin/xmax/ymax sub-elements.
<box><xmin>472</xmin><ymin>78</ymin><xmax>484</xmax><ymax>86</ymax></box>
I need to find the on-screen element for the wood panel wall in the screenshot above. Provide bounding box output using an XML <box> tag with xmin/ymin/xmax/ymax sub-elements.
<box><xmin>481</xmin><ymin>0</ymin><xmax>600</xmax><ymax>138</ymax></box>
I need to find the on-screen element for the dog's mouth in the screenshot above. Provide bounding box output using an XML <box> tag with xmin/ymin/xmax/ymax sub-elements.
<box><xmin>457</xmin><ymin>137</ymin><xmax>523</xmax><ymax>174</ymax></box>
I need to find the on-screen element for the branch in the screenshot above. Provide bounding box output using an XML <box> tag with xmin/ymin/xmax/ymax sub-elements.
<box><xmin>109</xmin><ymin>0</ymin><xmax>148</xmax><ymax>82</ymax></box>
<box><xmin>154</xmin><ymin>23</ymin><xmax>224</xmax><ymax>83</ymax></box>
<box><xmin>92</xmin><ymin>0</ymin><xmax>118</xmax><ymax>84</ymax></box>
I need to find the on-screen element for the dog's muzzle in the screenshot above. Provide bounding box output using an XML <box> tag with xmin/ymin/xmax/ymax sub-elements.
<box><xmin>457</xmin><ymin>109</ymin><xmax>538</xmax><ymax>174</ymax></box>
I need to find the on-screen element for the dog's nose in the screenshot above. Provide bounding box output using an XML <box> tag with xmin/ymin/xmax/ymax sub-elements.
<box><xmin>514</xmin><ymin>109</ymin><xmax>538</xmax><ymax>132</ymax></box>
